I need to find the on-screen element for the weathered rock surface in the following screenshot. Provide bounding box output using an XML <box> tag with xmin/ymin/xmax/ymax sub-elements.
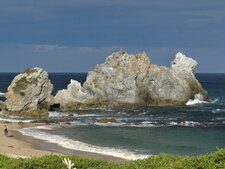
<box><xmin>2</xmin><ymin>68</ymin><xmax>53</xmax><ymax>116</ymax></box>
<box><xmin>55</xmin><ymin>50</ymin><xmax>208</xmax><ymax>110</ymax></box>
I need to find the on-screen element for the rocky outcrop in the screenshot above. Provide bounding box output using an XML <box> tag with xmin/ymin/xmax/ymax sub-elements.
<box><xmin>2</xmin><ymin>68</ymin><xmax>53</xmax><ymax>116</ymax></box>
<box><xmin>55</xmin><ymin>50</ymin><xmax>208</xmax><ymax>110</ymax></box>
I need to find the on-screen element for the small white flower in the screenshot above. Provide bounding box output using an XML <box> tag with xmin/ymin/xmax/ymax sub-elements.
<box><xmin>62</xmin><ymin>158</ymin><xmax>76</xmax><ymax>169</ymax></box>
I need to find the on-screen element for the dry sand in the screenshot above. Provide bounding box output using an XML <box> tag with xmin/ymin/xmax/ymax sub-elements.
<box><xmin>0</xmin><ymin>121</ymin><xmax>127</xmax><ymax>163</ymax></box>
<box><xmin>0</xmin><ymin>121</ymin><xmax>57</xmax><ymax>158</ymax></box>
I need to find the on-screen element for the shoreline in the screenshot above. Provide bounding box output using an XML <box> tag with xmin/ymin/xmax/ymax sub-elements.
<box><xmin>0</xmin><ymin>121</ymin><xmax>127</xmax><ymax>163</ymax></box>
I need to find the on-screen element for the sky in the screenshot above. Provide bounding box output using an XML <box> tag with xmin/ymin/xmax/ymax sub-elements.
<box><xmin>0</xmin><ymin>0</ymin><xmax>225</xmax><ymax>73</ymax></box>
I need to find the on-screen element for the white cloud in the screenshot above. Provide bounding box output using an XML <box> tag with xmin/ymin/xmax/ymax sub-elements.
<box><xmin>35</xmin><ymin>44</ymin><xmax>68</xmax><ymax>51</ymax></box>
<box><xmin>34</xmin><ymin>44</ymin><xmax>121</xmax><ymax>54</ymax></box>
<box><xmin>0</xmin><ymin>44</ymin><xmax>225</xmax><ymax>73</ymax></box>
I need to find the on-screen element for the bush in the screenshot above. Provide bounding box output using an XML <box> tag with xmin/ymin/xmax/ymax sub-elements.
<box><xmin>0</xmin><ymin>149</ymin><xmax>225</xmax><ymax>169</ymax></box>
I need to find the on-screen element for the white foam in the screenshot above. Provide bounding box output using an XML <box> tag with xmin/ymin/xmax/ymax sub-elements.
<box><xmin>35</xmin><ymin>126</ymin><xmax>55</xmax><ymax>130</ymax></box>
<box><xmin>48</xmin><ymin>111</ymin><xmax>68</xmax><ymax>117</ymax></box>
<box><xmin>48</xmin><ymin>111</ymin><xmax>102</xmax><ymax>118</ymax></box>
<box><xmin>94</xmin><ymin>122</ymin><xmax>127</xmax><ymax>127</ymax></box>
<box><xmin>212</xmin><ymin>109</ymin><xmax>220</xmax><ymax>113</ymax></box>
<box><xmin>0</xmin><ymin>117</ymin><xmax>32</xmax><ymax>123</ymax></box>
<box><xmin>93</xmin><ymin>120</ymin><xmax>205</xmax><ymax>128</ymax></box>
<box><xmin>186</xmin><ymin>93</ymin><xmax>208</xmax><ymax>105</ymax></box>
<box><xmin>178</xmin><ymin>121</ymin><xmax>201</xmax><ymax>126</ymax></box>
<box><xmin>186</xmin><ymin>99</ymin><xmax>208</xmax><ymax>105</ymax></box>
<box><xmin>211</xmin><ymin>99</ymin><xmax>219</xmax><ymax>103</ymax></box>
<box><xmin>212</xmin><ymin>108</ymin><xmax>225</xmax><ymax>114</ymax></box>
<box><xmin>74</xmin><ymin>114</ymin><xmax>103</xmax><ymax>117</ymax></box>
<box><xmin>142</xmin><ymin>121</ymin><xmax>201</xmax><ymax>127</ymax></box>
<box><xmin>17</xmin><ymin>127</ymin><xmax>149</xmax><ymax>160</ymax></box>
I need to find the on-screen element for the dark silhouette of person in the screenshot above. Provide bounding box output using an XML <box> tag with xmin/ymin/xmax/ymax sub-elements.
<box><xmin>4</xmin><ymin>125</ymin><xmax>8</xmax><ymax>136</ymax></box>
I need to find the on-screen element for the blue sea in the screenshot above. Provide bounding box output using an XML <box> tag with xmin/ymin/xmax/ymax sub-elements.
<box><xmin>0</xmin><ymin>73</ymin><xmax>225</xmax><ymax>160</ymax></box>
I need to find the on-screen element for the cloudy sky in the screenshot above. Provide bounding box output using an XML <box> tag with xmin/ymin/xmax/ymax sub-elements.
<box><xmin>0</xmin><ymin>0</ymin><xmax>225</xmax><ymax>72</ymax></box>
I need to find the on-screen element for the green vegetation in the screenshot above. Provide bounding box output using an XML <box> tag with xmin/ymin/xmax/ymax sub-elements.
<box><xmin>119</xmin><ymin>50</ymin><xmax>126</xmax><ymax>55</ymax></box>
<box><xmin>13</xmin><ymin>77</ymin><xmax>30</xmax><ymax>92</ymax></box>
<box><xmin>135</xmin><ymin>54</ymin><xmax>142</xmax><ymax>60</ymax></box>
<box><xmin>13</xmin><ymin>68</ymin><xmax>40</xmax><ymax>94</ymax></box>
<box><xmin>0</xmin><ymin>149</ymin><xmax>225</xmax><ymax>168</ymax></box>
<box><xmin>22</xmin><ymin>68</ymin><xmax>38</xmax><ymax>75</ymax></box>
<box><xmin>13</xmin><ymin>76</ymin><xmax>39</xmax><ymax>94</ymax></box>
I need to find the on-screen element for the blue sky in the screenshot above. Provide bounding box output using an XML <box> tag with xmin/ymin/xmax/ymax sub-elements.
<box><xmin>0</xmin><ymin>0</ymin><xmax>225</xmax><ymax>72</ymax></box>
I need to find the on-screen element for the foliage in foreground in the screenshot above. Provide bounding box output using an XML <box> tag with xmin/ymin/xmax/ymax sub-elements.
<box><xmin>0</xmin><ymin>149</ymin><xmax>225</xmax><ymax>169</ymax></box>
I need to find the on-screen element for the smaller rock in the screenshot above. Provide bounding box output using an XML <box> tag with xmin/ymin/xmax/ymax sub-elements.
<box><xmin>178</xmin><ymin>121</ymin><xmax>186</xmax><ymax>125</ymax></box>
<box><xmin>57</xmin><ymin>119</ymin><xmax>73</xmax><ymax>123</ymax></box>
<box><xmin>77</xmin><ymin>112</ymin><xmax>86</xmax><ymax>115</ymax></box>
<box><xmin>215</xmin><ymin>121</ymin><xmax>224</xmax><ymax>125</ymax></box>
<box><xmin>150</xmin><ymin>122</ymin><xmax>171</xmax><ymax>126</ymax></box>
<box><xmin>66</xmin><ymin>112</ymin><xmax>74</xmax><ymax>116</ymax></box>
<box><xmin>18</xmin><ymin>121</ymin><xmax>25</xmax><ymax>125</ymax></box>
<box><xmin>98</xmin><ymin>118</ymin><xmax>117</xmax><ymax>123</ymax></box>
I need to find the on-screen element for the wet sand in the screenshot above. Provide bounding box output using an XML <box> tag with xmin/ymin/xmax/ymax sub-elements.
<box><xmin>0</xmin><ymin>121</ymin><xmax>127</xmax><ymax>163</ymax></box>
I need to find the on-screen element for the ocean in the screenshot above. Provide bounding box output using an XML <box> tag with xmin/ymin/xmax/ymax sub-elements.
<box><xmin>0</xmin><ymin>73</ymin><xmax>225</xmax><ymax>160</ymax></box>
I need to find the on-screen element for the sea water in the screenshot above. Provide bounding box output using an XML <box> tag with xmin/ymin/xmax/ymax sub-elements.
<box><xmin>0</xmin><ymin>73</ymin><xmax>225</xmax><ymax>160</ymax></box>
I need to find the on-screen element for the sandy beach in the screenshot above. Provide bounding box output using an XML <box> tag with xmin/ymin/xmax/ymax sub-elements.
<box><xmin>0</xmin><ymin>121</ymin><xmax>55</xmax><ymax>158</ymax></box>
<box><xmin>0</xmin><ymin>121</ymin><xmax>127</xmax><ymax>163</ymax></box>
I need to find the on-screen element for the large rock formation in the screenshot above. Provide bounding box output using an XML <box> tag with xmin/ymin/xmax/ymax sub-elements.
<box><xmin>55</xmin><ymin>51</ymin><xmax>208</xmax><ymax>110</ymax></box>
<box><xmin>1</xmin><ymin>68</ymin><xmax>53</xmax><ymax>116</ymax></box>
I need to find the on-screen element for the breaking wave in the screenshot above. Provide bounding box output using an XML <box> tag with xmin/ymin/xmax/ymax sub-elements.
<box><xmin>17</xmin><ymin>126</ymin><xmax>148</xmax><ymax>160</ymax></box>
<box><xmin>186</xmin><ymin>93</ymin><xmax>208</xmax><ymax>105</ymax></box>
<box><xmin>48</xmin><ymin>111</ymin><xmax>103</xmax><ymax>118</ymax></box>
<box><xmin>0</xmin><ymin>116</ymin><xmax>33</xmax><ymax>123</ymax></box>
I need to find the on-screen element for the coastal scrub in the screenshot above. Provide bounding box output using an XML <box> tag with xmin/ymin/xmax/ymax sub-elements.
<box><xmin>0</xmin><ymin>149</ymin><xmax>224</xmax><ymax>168</ymax></box>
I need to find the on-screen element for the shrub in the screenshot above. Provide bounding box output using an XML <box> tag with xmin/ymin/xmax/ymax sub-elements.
<box><xmin>0</xmin><ymin>149</ymin><xmax>225</xmax><ymax>169</ymax></box>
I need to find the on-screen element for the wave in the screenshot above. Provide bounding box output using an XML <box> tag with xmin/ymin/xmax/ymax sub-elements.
<box><xmin>17</xmin><ymin>126</ymin><xmax>148</xmax><ymax>160</ymax></box>
<box><xmin>186</xmin><ymin>99</ymin><xmax>208</xmax><ymax>106</ymax></box>
<box><xmin>92</xmin><ymin>120</ymin><xmax>225</xmax><ymax>127</ymax></box>
<box><xmin>48</xmin><ymin>111</ymin><xmax>69</xmax><ymax>117</ymax></box>
<box><xmin>48</xmin><ymin>111</ymin><xmax>103</xmax><ymax>118</ymax></box>
<box><xmin>211</xmin><ymin>99</ymin><xmax>219</xmax><ymax>104</ymax></box>
<box><xmin>186</xmin><ymin>93</ymin><xmax>208</xmax><ymax>106</ymax></box>
<box><xmin>34</xmin><ymin>125</ymin><xmax>56</xmax><ymax>130</ymax></box>
<box><xmin>93</xmin><ymin>120</ymin><xmax>204</xmax><ymax>127</ymax></box>
<box><xmin>212</xmin><ymin>109</ymin><xmax>225</xmax><ymax>114</ymax></box>
<box><xmin>0</xmin><ymin>116</ymin><xmax>33</xmax><ymax>123</ymax></box>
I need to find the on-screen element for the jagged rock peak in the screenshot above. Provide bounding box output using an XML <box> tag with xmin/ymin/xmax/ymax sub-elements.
<box><xmin>171</xmin><ymin>52</ymin><xmax>197</xmax><ymax>73</ymax></box>
<box><xmin>105</xmin><ymin>50</ymin><xmax>150</xmax><ymax>65</ymax></box>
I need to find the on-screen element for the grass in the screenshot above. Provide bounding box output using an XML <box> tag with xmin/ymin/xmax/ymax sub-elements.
<box><xmin>13</xmin><ymin>68</ymin><xmax>40</xmax><ymax>94</ymax></box>
<box><xmin>22</xmin><ymin>68</ymin><xmax>38</xmax><ymax>75</ymax></box>
<box><xmin>0</xmin><ymin>149</ymin><xmax>225</xmax><ymax>169</ymax></box>
<box><xmin>13</xmin><ymin>76</ymin><xmax>39</xmax><ymax>94</ymax></box>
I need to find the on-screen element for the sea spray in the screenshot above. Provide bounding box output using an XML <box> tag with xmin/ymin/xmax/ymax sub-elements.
<box><xmin>186</xmin><ymin>93</ymin><xmax>208</xmax><ymax>105</ymax></box>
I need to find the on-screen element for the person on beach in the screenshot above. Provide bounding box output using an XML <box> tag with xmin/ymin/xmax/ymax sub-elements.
<box><xmin>4</xmin><ymin>125</ymin><xmax>8</xmax><ymax>136</ymax></box>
